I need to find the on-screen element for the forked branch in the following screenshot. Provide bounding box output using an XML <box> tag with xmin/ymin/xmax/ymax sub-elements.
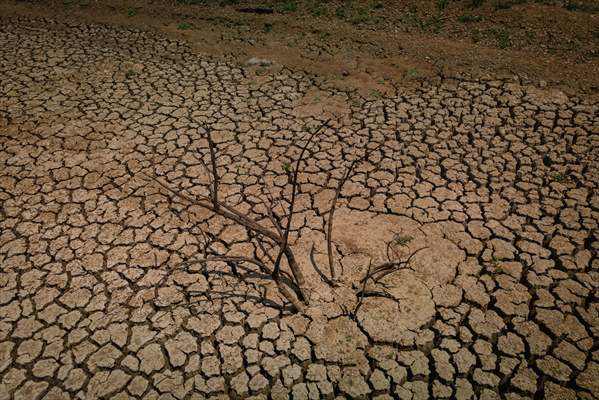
<box><xmin>140</xmin><ymin>120</ymin><xmax>331</xmax><ymax>312</ymax></box>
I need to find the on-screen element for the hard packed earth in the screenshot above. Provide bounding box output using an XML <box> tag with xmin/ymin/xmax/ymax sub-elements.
<box><xmin>0</xmin><ymin>15</ymin><xmax>598</xmax><ymax>400</ymax></box>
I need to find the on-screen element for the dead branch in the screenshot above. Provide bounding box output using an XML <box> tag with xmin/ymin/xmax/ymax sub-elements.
<box><xmin>353</xmin><ymin>259</ymin><xmax>373</xmax><ymax>316</ymax></box>
<box><xmin>365</xmin><ymin>246</ymin><xmax>428</xmax><ymax>283</ymax></box>
<box><xmin>139</xmin><ymin>120</ymin><xmax>332</xmax><ymax>312</ymax></box>
<box><xmin>309</xmin><ymin>242</ymin><xmax>336</xmax><ymax>286</ymax></box>
<box><xmin>206</xmin><ymin>129</ymin><xmax>219</xmax><ymax>210</ymax></box>
<box><xmin>326</xmin><ymin>158</ymin><xmax>359</xmax><ymax>280</ymax></box>
<box><xmin>272</xmin><ymin>119</ymin><xmax>331</xmax><ymax>282</ymax></box>
<box><xmin>180</xmin><ymin>255</ymin><xmax>304</xmax><ymax>312</ymax></box>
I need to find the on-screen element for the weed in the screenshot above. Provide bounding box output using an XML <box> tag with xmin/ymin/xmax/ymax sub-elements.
<box><xmin>551</xmin><ymin>172</ymin><xmax>571</xmax><ymax>182</ymax></box>
<box><xmin>319</xmin><ymin>31</ymin><xmax>331</xmax><ymax>40</ymax></box>
<box><xmin>220</xmin><ymin>0</ymin><xmax>239</xmax><ymax>5</ymax></box>
<box><xmin>370</xmin><ymin>89</ymin><xmax>382</xmax><ymax>97</ymax></box>
<box><xmin>490</xmin><ymin>255</ymin><xmax>503</xmax><ymax>272</ymax></box>
<box><xmin>373</xmin><ymin>2</ymin><xmax>384</xmax><ymax>9</ymax></box>
<box><xmin>469</xmin><ymin>0</ymin><xmax>484</xmax><ymax>8</ymax></box>
<box><xmin>125</xmin><ymin>70</ymin><xmax>136</xmax><ymax>79</ymax></box>
<box><xmin>458</xmin><ymin>14</ymin><xmax>482</xmax><ymax>22</ymax></box>
<box><xmin>307</xmin><ymin>1</ymin><xmax>327</xmax><ymax>16</ymax></box>
<box><xmin>263</xmin><ymin>23</ymin><xmax>273</xmax><ymax>33</ymax></box>
<box><xmin>437</xmin><ymin>0</ymin><xmax>449</xmax><ymax>9</ymax></box>
<box><xmin>425</xmin><ymin>14</ymin><xmax>443</xmax><ymax>33</ymax></box>
<box><xmin>564</xmin><ymin>2</ymin><xmax>599</xmax><ymax>12</ymax></box>
<box><xmin>278</xmin><ymin>0</ymin><xmax>297</xmax><ymax>13</ymax></box>
<box><xmin>405</xmin><ymin>11</ymin><xmax>444</xmax><ymax>33</ymax></box>
<box><xmin>127</xmin><ymin>8</ymin><xmax>136</xmax><ymax>17</ymax></box>
<box><xmin>176</xmin><ymin>0</ymin><xmax>205</xmax><ymax>4</ymax></box>
<box><xmin>335</xmin><ymin>6</ymin><xmax>348</xmax><ymax>18</ymax></box>
<box><xmin>351</xmin><ymin>10</ymin><xmax>369</xmax><ymax>24</ymax></box>
<box><xmin>281</xmin><ymin>161</ymin><xmax>292</xmax><ymax>174</ymax></box>
<box><xmin>495</xmin><ymin>29</ymin><xmax>511</xmax><ymax>48</ymax></box>
<box><xmin>494</xmin><ymin>0</ymin><xmax>526</xmax><ymax>10</ymax></box>
<box><xmin>593</xmin><ymin>30</ymin><xmax>599</xmax><ymax>39</ymax></box>
<box><xmin>406</xmin><ymin>68</ymin><xmax>419</xmax><ymax>78</ymax></box>
<box><xmin>394</xmin><ymin>235</ymin><xmax>414</xmax><ymax>246</ymax></box>
<box><xmin>177</xmin><ymin>22</ymin><xmax>192</xmax><ymax>30</ymax></box>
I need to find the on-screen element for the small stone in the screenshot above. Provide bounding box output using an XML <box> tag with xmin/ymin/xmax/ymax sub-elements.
<box><xmin>246</xmin><ymin>57</ymin><xmax>273</xmax><ymax>67</ymax></box>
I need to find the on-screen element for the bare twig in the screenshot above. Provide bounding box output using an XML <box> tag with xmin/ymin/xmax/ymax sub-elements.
<box><xmin>181</xmin><ymin>255</ymin><xmax>304</xmax><ymax>312</ymax></box>
<box><xmin>353</xmin><ymin>259</ymin><xmax>373</xmax><ymax>316</ymax></box>
<box><xmin>206</xmin><ymin>128</ymin><xmax>219</xmax><ymax>210</ymax></box>
<box><xmin>367</xmin><ymin>246</ymin><xmax>428</xmax><ymax>282</ymax></box>
<box><xmin>309</xmin><ymin>243</ymin><xmax>336</xmax><ymax>286</ymax></box>
<box><xmin>272</xmin><ymin>119</ymin><xmax>331</xmax><ymax>281</ymax></box>
<box><xmin>140</xmin><ymin>170</ymin><xmax>306</xmax><ymax>302</ymax></box>
<box><xmin>327</xmin><ymin>158</ymin><xmax>359</xmax><ymax>280</ymax></box>
<box><xmin>259</xmin><ymin>195</ymin><xmax>284</xmax><ymax>240</ymax></box>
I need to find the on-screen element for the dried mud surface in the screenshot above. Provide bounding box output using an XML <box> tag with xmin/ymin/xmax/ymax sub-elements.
<box><xmin>1</xmin><ymin>13</ymin><xmax>598</xmax><ymax>400</ymax></box>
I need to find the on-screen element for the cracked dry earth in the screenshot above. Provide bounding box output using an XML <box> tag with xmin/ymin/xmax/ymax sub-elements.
<box><xmin>1</xmin><ymin>16</ymin><xmax>599</xmax><ymax>400</ymax></box>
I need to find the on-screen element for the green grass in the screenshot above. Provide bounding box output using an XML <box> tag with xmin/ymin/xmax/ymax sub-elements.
<box><xmin>307</xmin><ymin>1</ymin><xmax>327</xmax><ymax>16</ymax></box>
<box><xmin>278</xmin><ymin>0</ymin><xmax>297</xmax><ymax>13</ymax></box>
<box><xmin>350</xmin><ymin>10</ymin><xmax>370</xmax><ymax>24</ymax></box>
<box><xmin>458</xmin><ymin>13</ymin><xmax>482</xmax><ymax>22</ymax></box>
<box><xmin>564</xmin><ymin>1</ymin><xmax>599</xmax><ymax>12</ymax></box>
<box><xmin>495</xmin><ymin>29</ymin><xmax>511</xmax><ymax>48</ymax></box>
<box><xmin>425</xmin><ymin>14</ymin><xmax>443</xmax><ymax>33</ymax></box>
<box><xmin>177</xmin><ymin>22</ymin><xmax>192</xmax><ymax>30</ymax></box>
<box><xmin>406</xmin><ymin>68</ymin><xmax>419</xmax><ymax>78</ymax></box>
<box><xmin>494</xmin><ymin>0</ymin><xmax>527</xmax><ymax>10</ymax></box>
<box><xmin>335</xmin><ymin>6</ymin><xmax>348</xmax><ymax>18</ymax></box>
<box><xmin>551</xmin><ymin>172</ymin><xmax>571</xmax><ymax>182</ymax></box>
<box><xmin>394</xmin><ymin>235</ymin><xmax>414</xmax><ymax>246</ymax></box>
